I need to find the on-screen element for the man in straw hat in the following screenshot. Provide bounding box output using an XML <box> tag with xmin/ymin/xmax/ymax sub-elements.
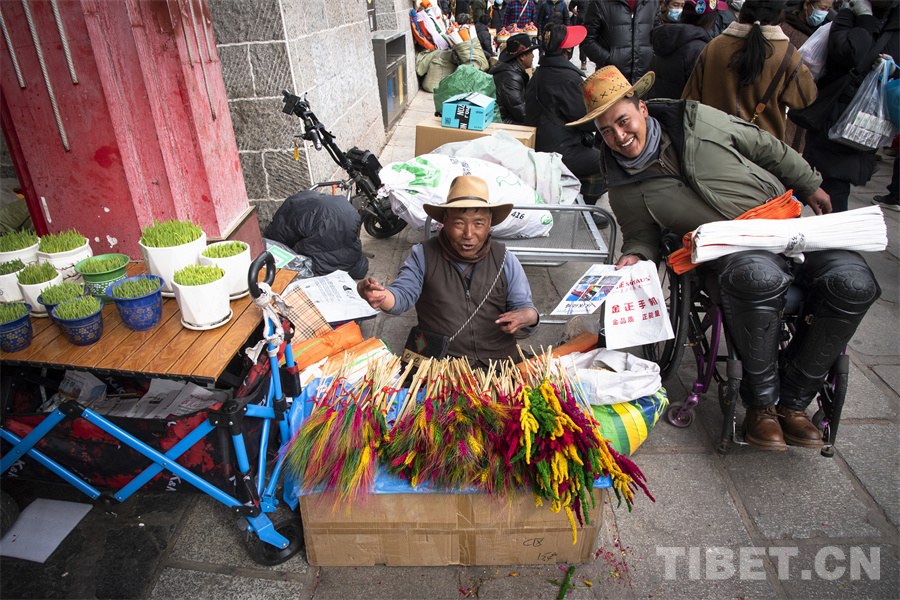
<box><xmin>570</xmin><ymin>65</ymin><xmax>880</xmax><ymax>452</ymax></box>
<box><xmin>357</xmin><ymin>175</ymin><xmax>539</xmax><ymax>366</ymax></box>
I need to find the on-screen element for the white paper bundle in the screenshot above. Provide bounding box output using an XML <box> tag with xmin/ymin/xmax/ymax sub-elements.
<box><xmin>690</xmin><ymin>206</ymin><xmax>888</xmax><ymax>263</ymax></box>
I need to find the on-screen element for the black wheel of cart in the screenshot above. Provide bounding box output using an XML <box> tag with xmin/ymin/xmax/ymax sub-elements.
<box><xmin>246</xmin><ymin>506</ymin><xmax>304</xmax><ymax>566</ymax></box>
<box><xmin>1</xmin><ymin>490</ymin><xmax>20</xmax><ymax>537</ymax></box>
<box><xmin>362</xmin><ymin>211</ymin><xmax>407</xmax><ymax>239</ymax></box>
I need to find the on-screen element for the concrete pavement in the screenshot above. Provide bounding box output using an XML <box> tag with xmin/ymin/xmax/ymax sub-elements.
<box><xmin>1</xmin><ymin>88</ymin><xmax>897</xmax><ymax>600</ymax></box>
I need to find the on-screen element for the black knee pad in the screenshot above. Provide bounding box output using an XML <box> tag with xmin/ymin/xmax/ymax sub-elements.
<box><xmin>799</xmin><ymin>251</ymin><xmax>881</xmax><ymax>312</ymax></box>
<box><xmin>717</xmin><ymin>252</ymin><xmax>792</xmax><ymax>303</ymax></box>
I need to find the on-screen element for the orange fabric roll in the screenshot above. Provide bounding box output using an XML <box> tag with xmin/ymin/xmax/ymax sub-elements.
<box><xmin>293</xmin><ymin>322</ymin><xmax>364</xmax><ymax>370</ymax></box>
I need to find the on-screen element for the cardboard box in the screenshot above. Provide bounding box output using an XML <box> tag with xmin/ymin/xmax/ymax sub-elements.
<box><xmin>415</xmin><ymin>116</ymin><xmax>537</xmax><ymax>156</ymax></box>
<box><xmin>299</xmin><ymin>489</ymin><xmax>605</xmax><ymax>566</ymax></box>
<box><xmin>441</xmin><ymin>92</ymin><xmax>496</xmax><ymax>131</ymax></box>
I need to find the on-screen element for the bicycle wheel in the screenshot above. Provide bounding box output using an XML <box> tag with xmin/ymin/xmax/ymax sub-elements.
<box><xmin>643</xmin><ymin>263</ymin><xmax>689</xmax><ymax>382</ymax></box>
<box><xmin>362</xmin><ymin>211</ymin><xmax>407</xmax><ymax>239</ymax></box>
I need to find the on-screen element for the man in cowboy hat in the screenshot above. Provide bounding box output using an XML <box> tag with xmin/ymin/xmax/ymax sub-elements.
<box><xmin>488</xmin><ymin>33</ymin><xmax>538</xmax><ymax>124</ymax></box>
<box><xmin>570</xmin><ymin>65</ymin><xmax>880</xmax><ymax>452</ymax></box>
<box><xmin>357</xmin><ymin>175</ymin><xmax>539</xmax><ymax>365</ymax></box>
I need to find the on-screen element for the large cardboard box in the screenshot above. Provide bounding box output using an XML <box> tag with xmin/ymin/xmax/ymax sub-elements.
<box><xmin>299</xmin><ymin>489</ymin><xmax>605</xmax><ymax>566</ymax></box>
<box><xmin>415</xmin><ymin>116</ymin><xmax>536</xmax><ymax>156</ymax></box>
<box><xmin>441</xmin><ymin>92</ymin><xmax>496</xmax><ymax>131</ymax></box>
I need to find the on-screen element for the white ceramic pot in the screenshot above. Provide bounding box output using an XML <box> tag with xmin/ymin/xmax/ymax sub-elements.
<box><xmin>0</xmin><ymin>268</ymin><xmax>25</xmax><ymax>302</ymax></box>
<box><xmin>37</xmin><ymin>238</ymin><xmax>92</xmax><ymax>284</ymax></box>
<box><xmin>139</xmin><ymin>232</ymin><xmax>207</xmax><ymax>296</ymax></box>
<box><xmin>18</xmin><ymin>272</ymin><xmax>63</xmax><ymax>317</ymax></box>
<box><xmin>0</xmin><ymin>241</ymin><xmax>39</xmax><ymax>267</ymax></box>
<box><xmin>198</xmin><ymin>242</ymin><xmax>251</xmax><ymax>298</ymax></box>
<box><xmin>171</xmin><ymin>273</ymin><xmax>230</xmax><ymax>328</ymax></box>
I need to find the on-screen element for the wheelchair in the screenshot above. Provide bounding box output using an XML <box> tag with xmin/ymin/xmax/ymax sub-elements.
<box><xmin>643</xmin><ymin>235</ymin><xmax>849</xmax><ymax>458</ymax></box>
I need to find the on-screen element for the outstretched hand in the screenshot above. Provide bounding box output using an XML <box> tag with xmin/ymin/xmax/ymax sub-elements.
<box><xmin>357</xmin><ymin>277</ymin><xmax>395</xmax><ymax>310</ymax></box>
<box><xmin>496</xmin><ymin>307</ymin><xmax>539</xmax><ymax>335</ymax></box>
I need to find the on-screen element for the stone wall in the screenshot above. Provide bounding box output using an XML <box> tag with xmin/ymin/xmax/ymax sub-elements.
<box><xmin>208</xmin><ymin>0</ymin><xmax>416</xmax><ymax>231</ymax></box>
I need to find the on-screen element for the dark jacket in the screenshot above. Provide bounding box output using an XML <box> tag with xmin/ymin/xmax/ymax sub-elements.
<box><xmin>472</xmin><ymin>0</ymin><xmax>488</xmax><ymax>22</ymax></box>
<box><xmin>647</xmin><ymin>23</ymin><xmax>709</xmax><ymax>100</ymax></box>
<box><xmin>582</xmin><ymin>0</ymin><xmax>661</xmax><ymax>83</ymax></box>
<box><xmin>490</xmin><ymin>4</ymin><xmax>506</xmax><ymax>30</ymax></box>
<box><xmin>489</xmin><ymin>59</ymin><xmax>529</xmax><ymax>124</ymax></box>
<box><xmin>802</xmin><ymin>7</ymin><xmax>900</xmax><ymax>186</ymax></box>
<box><xmin>456</xmin><ymin>0</ymin><xmax>472</xmax><ymax>17</ymax></box>
<box><xmin>475</xmin><ymin>22</ymin><xmax>495</xmax><ymax>57</ymax></box>
<box><xmin>263</xmin><ymin>190</ymin><xmax>368</xmax><ymax>280</ymax></box>
<box><xmin>524</xmin><ymin>54</ymin><xmax>601</xmax><ymax>176</ymax></box>
<box><xmin>536</xmin><ymin>0</ymin><xmax>570</xmax><ymax>41</ymax></box>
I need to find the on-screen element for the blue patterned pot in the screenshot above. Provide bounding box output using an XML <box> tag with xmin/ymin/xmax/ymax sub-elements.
<box><xmin>52</xmin><ymin>300</ymin><xmax>104</xmax><ymax>346</ymax></box>
<box><xmin>0</xmin><ymin>303</ymin><xmax>33</xmax><ymax>352</ymax></box>
<box><xmin>106</xmin><ymin>275</ymin><xmax>164</xmax><ymax>331</ymax></box>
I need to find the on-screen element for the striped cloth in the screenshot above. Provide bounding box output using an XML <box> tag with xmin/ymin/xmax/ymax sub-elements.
<box><xmin>591</xmin><ymin>389</ymin><xmax>668</xmax><ymax>457</ymax></box>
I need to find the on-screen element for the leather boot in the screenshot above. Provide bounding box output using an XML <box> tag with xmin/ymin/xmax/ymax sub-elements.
<box><xmin>742</xmin><ymin>405</ymin><xmax>787</xmax><ymax>451</ymax></box>
<box><xmin>777</xmin><ymin>406</ymin><xmax>824</xmax><ymax>448</ymax></box>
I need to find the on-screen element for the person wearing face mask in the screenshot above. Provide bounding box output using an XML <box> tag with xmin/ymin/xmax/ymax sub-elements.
<box><xmin>660</xmin><ymin>0</ymin><xmax>686</xmax><ymax>23</ymax></box>
<box><xmin>648</xmin><ymin>1</ymin><xmax>719</xmax><ymax>99</ymax></box>
<box><xmin>491</xmin><ymin>0</ymin><xmax>507</xmax><ymax>30</ymax></box>
<box><xmin>682</xmin><ymin>0</ymin><xmax>817</xmax><ymax>141</ymax></box>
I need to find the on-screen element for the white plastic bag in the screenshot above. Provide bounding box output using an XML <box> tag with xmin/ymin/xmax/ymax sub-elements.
<box><xmin>379</xmin><ymin>154</ymin><xmax>554</xmax><ymax>238</ymax></box>
<box><xmin>565</xmin><ymin>349</ymin><xmax>661</xmax><ymax>406</ymax></box>
<box><xmin>603</xmin><ymin>260</ymin><xmax>674</xmax><ymax>350</ymax></box>
<box><xmin>798</xmin><ymin>22</ymin><xmax>831</xmax><ymax>81</ymax></box>
<box><xmin>430</xmin><ymin>129</ymin><xmax>581</xmax><ymax>205</ymax></box>
<box><xmin>828</xmin><ymin>59</ymin><xmax>894</xmax><ymax>150</ymax></box>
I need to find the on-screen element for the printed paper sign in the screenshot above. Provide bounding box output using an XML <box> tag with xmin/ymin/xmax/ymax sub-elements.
<box><xmin>603</xmin><ymin>261</ymin><xmax>674</xmax><ymax>350</ymax></box>
<box><xmin>551</xmin><ymin>264</ymin><xmax>631</xmax><ymax>315</ymax></box>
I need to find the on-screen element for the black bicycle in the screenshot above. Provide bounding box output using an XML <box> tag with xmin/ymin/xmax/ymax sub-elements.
<box><xmin>281</xmin><ymin>91</ymin><xmax>407</xmax><ymax>239</ymax></box>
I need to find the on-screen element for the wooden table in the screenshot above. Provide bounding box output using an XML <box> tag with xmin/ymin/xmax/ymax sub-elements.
<box><xmin>1</xmin><ymin>263</ymin><xmax>297</xmax><ymax>384</ymax></box>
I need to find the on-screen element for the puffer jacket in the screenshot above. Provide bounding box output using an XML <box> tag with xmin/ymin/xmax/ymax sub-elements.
<box><xmin>582</xmin><ymin>0</ymin><xmax>661</xmax><ymax>83</ymax></box>
<box><xmin>475</xmin><ymin>22</ymin><xmax>495</xmax><ymax>58</ymax></box>
<box><xmin>524</xmin><ymin>54</ymin><xmax>601</xmax><ymax>177</ymax></box>
<box><xmin>489</xmin><ymin>59</ymin><xmax>529</xmax><ymax>124</ymax></box>
<box><xmin>647</xmin><ymin>23</ymin><xmax>709</xmax><ymax>100</ymax></box>
<box><xmin>601</xmin><ymin>100</ymin><xmax>822</xmax><ymax>261</ymax></box>
<box><xmin>263</xmin><ymin>190</ymin><xmax>368</xmax><ymax>279</ymax></box>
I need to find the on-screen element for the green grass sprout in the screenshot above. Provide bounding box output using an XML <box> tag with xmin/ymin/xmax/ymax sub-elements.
<box><xmin>54</xmin><ymin>295</ymin><xmax>102</xmax><ymax>320</ymax></box>
<box><xmin>16</xmin><ymin>262</ymin><xmax>59</xmax><ymax>285</ymax></box>
<box><xmin>0</xmin><ymin>302</ymin><xmax>29</xmax><ymax>323</ymax></box>
<box><xmin>38</xmin><ymin>229</ymin><xmax>86</xmax><ymax>254</ymax></box>
<box><xmin>40</xmin><ymin>281</ymin><xmax>85</xmax><ymax>304</ymax></box>
<box><xmin>173</xmin><ymin>264</ymin><xmax>224</xmax><ymax>286</ymax></box>
<box><xmin>0</xmin><ymin>259</ymin><xmax>26</xmax><ymax>276</ymax></box>
<box><xmin>79</xmin><ymin>254</ymin><xmax>128</xmax><ymax>274</ymax></box>
<box><xmin>140</xmin><ymin>219</ymin><xmax>202</xmax><ymax>248</ymax></box>
<box><xmin>111</xmin><ymin>277</ymin><xmax>162</xmax><ymax>299</ymax></box>
<box><xmin>202</xmin><ymin>241</ymin><xmax>247</xmax><ymax>259</ymax></box>
<box><xmin>0</xmin><ymin>230</ymin><xmax>38</xmax><ymax>253</ymax></box>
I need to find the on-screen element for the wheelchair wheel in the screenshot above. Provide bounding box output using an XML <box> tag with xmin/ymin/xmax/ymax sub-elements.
<box><xmin>1</xmin><ymin>490</ymin><xmax>19</xmax><ymax>537</ymax></box>
<box><xmin>246</xmin><ymin>506</ymin><xmax>304</xmax><ymax>566</ymax></box>
<box><xmin>643</xmin><ymin>264</ymin><xmax>689</xmax><ymax>381</ymax></box>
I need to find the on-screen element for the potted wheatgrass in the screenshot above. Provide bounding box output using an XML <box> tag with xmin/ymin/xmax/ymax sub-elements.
<box><xmin>171</xmin><ymin>264</ymin><xmax>230</xmax><ymax>330</ymax></box>
<box><xmin>37</xmin><ymin>281</ymin><xmax>86</xmax><ymax>320</ymax></box>
<box><xmin>0</xmin><ymin>230</ymin><xmax>39</xmax><ymax>266</ymax></box>
<box><xmin>106</xmin><ymin>274</ymin><xmax>164</xmax><ymax>331</ymax></box>
<box><xmin>51</xmin><ymin>294</ymin><xmax>104</xmax><ymax>346</ymax></box>
<box><xmin>199</xmin><ymin>240</ymin><xmax>251</xmax><ymax>298</ymax></box>
<box><xmin>0</xmin><ymin>258</ymin><xmax>27</xmax><ymax>302</ymax></box>
<box><xmin>16</xmin><ymin>261</ymin><xmax>62</xmax><ymax>317</ymax></box>
<box><xmin>0</xmin><ymin>301</ymin><xmax>33</xmax><ymax>352</ymax></box>
<box><xmin>74</xmin><ymin>253</ymin><xmax>129</xmax><ymax>302</ymax></box>
<box><xmin>138</xmin><ymin>219</ymin><xmax>206</xmax><ymax>297</ymax></box>
<box><xmin>36</xmin><ymin>229</ymin><xmax>92</xmax><ymax>283</ymax></box>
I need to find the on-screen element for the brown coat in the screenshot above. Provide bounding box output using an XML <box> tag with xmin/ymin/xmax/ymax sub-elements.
<box><xmin>681</xmin><ymin>22</ymin><xmax>817</xmax><ymax>141</ymax></box>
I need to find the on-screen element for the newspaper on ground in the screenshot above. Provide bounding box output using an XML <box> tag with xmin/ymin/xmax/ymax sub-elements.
<box><xmin>88</xmin><ymin>380</ymin><xmax>230</xmax><ymax>419</ymax></box>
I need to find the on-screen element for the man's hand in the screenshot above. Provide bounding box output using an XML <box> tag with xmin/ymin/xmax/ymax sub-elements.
<box><xmin>357</xmin><ymin>277</ymin><xmax>394</xmax><ymax>310</ymax></box>
<box><xmin>804</xmin><ymin>188</ymin><xmax>832</xmax><ymax>215</ymax></box>
<box><xmin>616</xmin><ymin>254</ymin><xmax>642</xmax><ymax>269</ymax></box>
<box><xmin>496</xmin><ymin>307</ymin><xmax>539</xmax><ymax>334</ymax></box>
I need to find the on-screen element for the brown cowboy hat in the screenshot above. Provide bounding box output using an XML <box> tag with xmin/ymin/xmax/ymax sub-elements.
<box><xmin>566</xmin><ymin>66</ymin><xmax>655</xmax><ymax>127</ymax></box>
<box><xmin>423</xmin><ymin>175</ymin><xmax>513</xmax><ymax>226</ymax></box>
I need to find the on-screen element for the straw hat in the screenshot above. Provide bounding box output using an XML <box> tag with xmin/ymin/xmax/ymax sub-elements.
<box><xmin>566</xmin><ymin>66</ymin><xmax>655</xmax><ymax>127</ymax></box>
<box><xmin>423</xmin><ymin>176</ymin><xmax>513</xmax><ymax>226</ymax></box>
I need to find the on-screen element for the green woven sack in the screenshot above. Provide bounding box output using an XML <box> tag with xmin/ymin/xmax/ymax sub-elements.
<box><xmin>432</xmin><ymin>64</ymin><xmax>502</xmax><ymax>123</ymax></box>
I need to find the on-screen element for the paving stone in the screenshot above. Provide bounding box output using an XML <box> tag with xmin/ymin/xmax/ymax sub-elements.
<box><xmin>778</xmin><ymin>543</ymin><xmax>899</xmax><ymax>600</ymax></box>
<box><xmin>312</xmin><ymin>565</ymin><xmax>460</xmax><ymax>600</ymax></box>
<box><xmin>848</xmin><ymin>300</ymin><xmax>899</xmax><ymax>359</ymax></box>
<box><xmin>840</xmin><ymin>362</ymin><xmax>898</xmax><ymax>420</ymax></box>
<box><xmin>724</xmin><ymin>450</ymin><xmax>882</xmax><ymax>540</ymax></box>
<box><xmin>460</xmin><ymin>564</ymin><xmax>595</xmax><ymax>599</ymax></box>
<box><xmin>168</xmin><ymin>495</ymin><xmax>308</xmax><ymax>573</ymax></box>
<box><xmin>149</xmin><ymin>568</ymin><xmax>310</xmax><ymax>600</ymax></box>
<box><xmin>208</xmin><ymin>0</ymin><xmax>283</xmax><ymax>44</ymax></box>
<box><xmin>835</xmin><ymin>423</ymin><xmax>900</xmax><ymax>528</ymax></box>
<box><xmin>249</xmin><ymin>42</ymin><xmax>293</xmax><ymax>98</ymax></box>
<box><xmin>872</xmin><ymin>364</ymin><xmax>900</xmax><ymax>396</ymax></box>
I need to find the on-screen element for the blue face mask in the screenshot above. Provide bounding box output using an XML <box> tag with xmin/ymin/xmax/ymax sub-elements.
<box><xmin>807</xmin><ymin>8</ymin><xmax>828</xmax><ymax>26</ymax></box>
<box><xmin>668</xmin><ymin>8</ymin><xmax>683</xmax><ymax>21</ymax></box>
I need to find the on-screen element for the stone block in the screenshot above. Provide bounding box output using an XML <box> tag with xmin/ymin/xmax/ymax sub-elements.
<box><xmin>150</xmin><ymin>569</ymin><xmax>310</xmax><ymax>600</ymax></box>
<box><xmin>264</xmin><ymin>150</ymin><xmax>310</xmax><ymax>202</ymax></box>
<box><xmin>208</xmin><ymin>0</ymin><xmax>283</xmax><ymax>44</ymax></box>
<box><xmin>289</xmin><ymin>38</ymin><xmax>319</xmax><ymax>94</ymax></box>
<box><xmin>311</xmin><ymin>565</ymin><xmax>460</xmax><ymax>600</ymax></box>
<box><xmin>228</xmin><ymin>98</ymin><xmax>290</xmax><ymax>152</ymax></box>
<box><xmin>249</xmin><ymin>41</ymin><xmax>293</xmax><ymax>97</ymax></box>
<box><xmin>836</xmin><ymin>423</ymin><xmax>900</xmax><ymax>527</ymax></box>
<box><xmin>251</xmin><ymin>199</ymin><xmax>282</xmax><ymax>233</ymax></box>
<box><xmin>849</xmin><ymin>300</ymin><xmax>899</xmax><ymax>357</ymax></box>
<box><xmin>217</xmin><ymin>44</ymin><xmax>254</xmax><ymax>99</ymax></box>
<box><xmin>779</xmin><ymin>544</ymin><xmax>899</xmax><ymax>600</ymax></box>
<box><xmin>238</xmin><ymin>152</ymin><xmax>266</xmax><ymax>200</ymax></box>
<box><xmin>300</xmin><ymin>0</ymin><xmax>328</xmax><ymax>35</ymax></box>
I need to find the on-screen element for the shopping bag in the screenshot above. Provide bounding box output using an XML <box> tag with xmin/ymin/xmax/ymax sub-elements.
<box><xmin>887</xmin><ymin>77</ymin><xmax>900</xmax><ymax>134</ymax></box>
<box><xmin>798</xmin><ymin>22</ymin><xmax>831</xmax><ymax>81</ymax></box>
<box><xmin>828</xmin><ymin>59</ymin><xmax>894</xmax><ymax>150</ymax></box>
<box><xmin>603</xmin><ymin>260</ymin><xmax>674</xmax><ymax>350</ymax></box>
<box><xmin>565</xmin><ymin>348</ymin><xmax>662</xmax><ymax>406</ymax></box>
